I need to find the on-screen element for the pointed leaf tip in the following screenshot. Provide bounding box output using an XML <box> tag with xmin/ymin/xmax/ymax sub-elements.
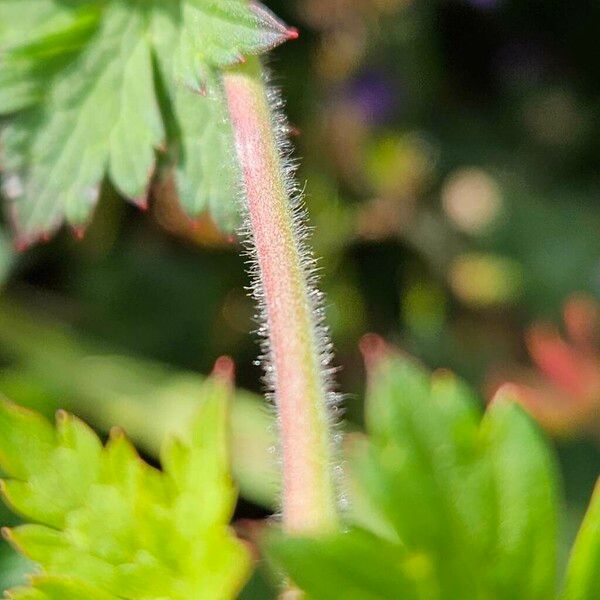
<box><xmin>212</xmin><ymin>355</ymin><xmax>236</xmax><ymax>387</ymax></box>
<box><xmin>136</xmin><ymin>198</ymin><xmax>149</xmax><ymax>211</ymax></box>
<box><xmin>55</xmin><ymin>409</ymin><xmax>68</xmax><ymax>424</ymax></box>
<box><xmin>108</xmin><ymin>426</ymin><xmax>125</xmax><ymax>441</ymax></box>
<box><xmin>286</xmin><ymin>27</ymin><xmax>299</xmax><ymax>40</ymax></box>
<box><xmin>71</xmin><ymin>225</ymin><xmax>86</xmax><ymax>241</ymax></box>
<box><xmin>13</xmin><ymin>238</ymin><xmax>30</xmax><ymax>253</ymax></box>
<box><xmin>359</xmin><ymin>333</ymin><xmax>393</xmax><ymax>376</ymax></box>
<box><xmin>249</xmin><ymin>1</ymin><xmax>299</xmax><ymax>50</ymax></box>
<box><xmin>1</xmin><ymin>526</ymin><xmax>11</xmax><ymax>542</ymax></box>
<box><xmin>489</xmin><ymin>383</ymin><xmax>524</xmax><ymax>410</ymax></box>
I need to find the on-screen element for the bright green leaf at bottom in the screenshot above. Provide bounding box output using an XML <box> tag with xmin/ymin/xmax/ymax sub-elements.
<box><xmin>483</xmin><ymin>395</ymin><xmax>559</xmax><ymax>599</ymax></box>
<box><xmin>268</xmin><ymin>357</ymin><xmax>562</xmax><ymax>600</ymax></box>
<box><xmin>268</xmin><ymin>528</ymin><xmax>437</xmax><ymax>600</ymax></box>
<box><xmin>562</xmin><ymin>479</ymin><xmax>600</xmax><ymax>600</ymax></box>
<box><xmin>0</xmin><ymin>377</ymin><xmax>251</xmax><ymax>599</ymax></box>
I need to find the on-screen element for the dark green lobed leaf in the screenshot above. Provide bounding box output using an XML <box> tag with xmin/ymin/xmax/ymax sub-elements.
<box><xmin>0</xmin><ymin>0</ymin><xmax>294</xmax><ymax>245</ymax></box>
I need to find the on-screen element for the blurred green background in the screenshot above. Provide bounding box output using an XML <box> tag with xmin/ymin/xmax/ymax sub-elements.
<box><xmin>1</xmin><ymin>0</ymin><xmax>600</xmax><ymax>596</ymax></box>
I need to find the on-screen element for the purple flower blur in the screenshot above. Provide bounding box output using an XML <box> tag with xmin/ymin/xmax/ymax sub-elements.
<box><xmin>468</xmin><ymin>0</ymin><xmax>501</xmax><ymax>10</ymax></box>
<box><xmin>349</xmin><ymin>71</ymin><xmax>399</xmax><ymax>125</ymax></box>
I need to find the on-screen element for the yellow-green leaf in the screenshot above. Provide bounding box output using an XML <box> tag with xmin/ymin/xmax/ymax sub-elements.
<box><xmin>0</xmin><ymin>377</ymin><xmax>251</xmax><ymax>599</ymax></box>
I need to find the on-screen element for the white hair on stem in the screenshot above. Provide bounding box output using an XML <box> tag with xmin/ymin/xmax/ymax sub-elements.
<box><xmin>223</xmin><ymin>57</ymin><xmax>345</xmax><ymax>534</ymax></box>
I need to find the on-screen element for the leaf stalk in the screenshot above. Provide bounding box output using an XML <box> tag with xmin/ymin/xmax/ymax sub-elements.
<box><xmin>223</xmin><ymin>58</ymin><xmax>339</xmax><ymax>535</ymax></box>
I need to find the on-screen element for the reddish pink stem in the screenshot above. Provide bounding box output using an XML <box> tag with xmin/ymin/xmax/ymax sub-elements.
<box><xmin>223</xmin><ymin>59</ymin><xmax>338</xmax><ymax>534</ymax></box>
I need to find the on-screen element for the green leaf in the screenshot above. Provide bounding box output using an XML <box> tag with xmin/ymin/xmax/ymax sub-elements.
<box><xmin>0</xmin><ymin>1</ymin><xmax>85</xmax><ymax>48</ymax></box>
<box><xmin>0</xmin><ymin>300</ymin><xmax>279</xmax><ymax>508</ymax></box>
<box><xmin>0</xmin><ymin>396</ymin><xmax>55</xmax><ymax>481</ymax></box>
<box><xmin>8</xmin><ymin>575</ymin><xmax>118</xmax><ymax>600</ymax></box>
<box><xmin>360</xmin><ymin>360</ymin><xmax>495</xmax><ymax>597</ymax></box>
<box><xmin>0</xmin><ymin>5</ymin><xmax>100</xmax><ymax>114</ymax></box>
<box><xmin>2</xmin><ymin>1</ymin><xmax>163</xmax><ymax>243</ymax></box>
<box><xmin>268</xmin><ymin>528</ymin><xmax>437</xmax><ymax>600</ymax></box>
<box><xmin>0</xmin><ymin>0</ymin><xmax>294</xmax><ymax>244</ymax></box>
<box><xmin>150</xmin><ymin>2</ymin><xmax>243</xmax><ymax>232</ymax></box>
<box><xmin>171</xmin><ymin>84</ymin><xmax>241</xmax><ymax>230</ymax></box>
<box><xmin>0</xmin><ymin>377</ymin><xmax>251</xmax><ymax>599</ymax></box>
<box><xmin>482</xmin><ymin>395</ymin><xmax>559</xmax><ymax>599</ymax></box>
<box><xmin>562</xmin><ymin>479</ymin><xmax>600</xmax><ymax>600</ymax></box>
<box><xmin>175</xmin><ymin>0</ymin><xmax>296</xmax><ymax>92</ymax></box>
<box><xmin>269</xmin><ymin>358</ymin><xmax>561</xmax><ymax>600</ymax></box>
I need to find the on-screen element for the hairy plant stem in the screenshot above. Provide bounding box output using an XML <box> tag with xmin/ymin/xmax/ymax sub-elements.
<box><xmin>223</xmin><ymin>58</ymin><xmax>339</xmax><ymax>535</ymax></box>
